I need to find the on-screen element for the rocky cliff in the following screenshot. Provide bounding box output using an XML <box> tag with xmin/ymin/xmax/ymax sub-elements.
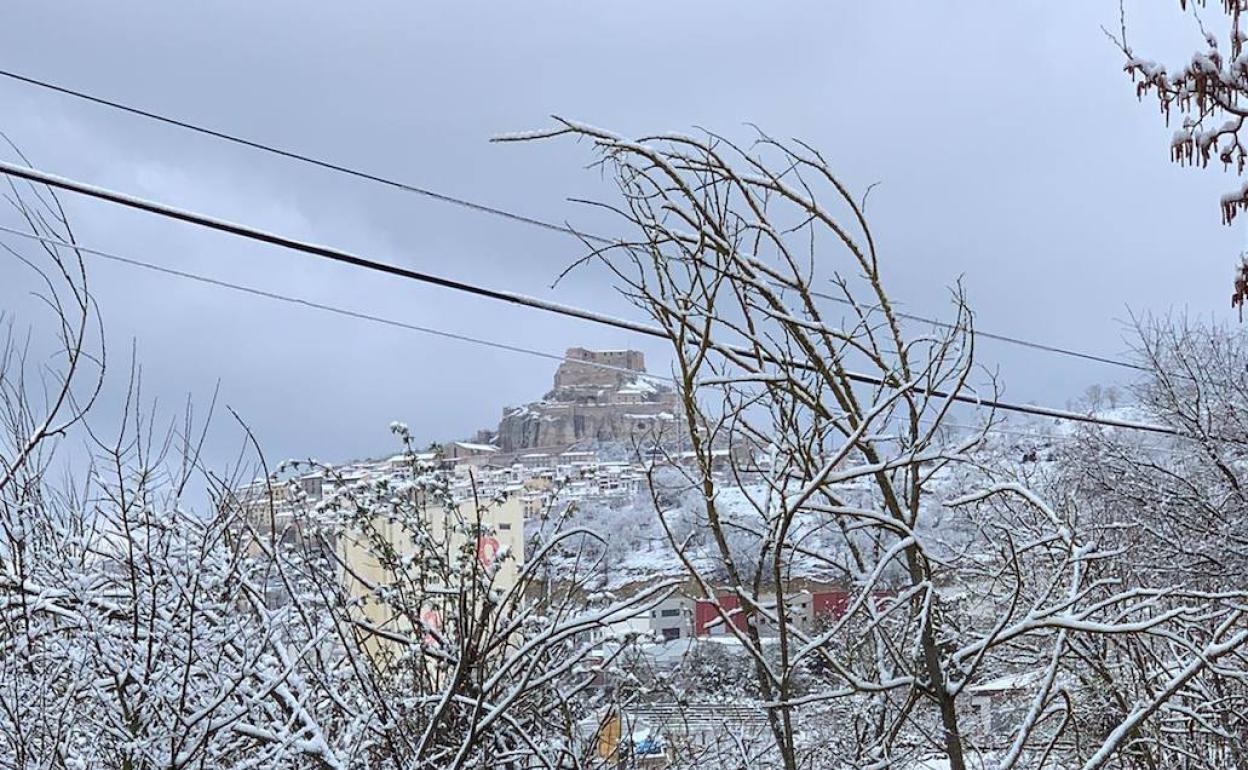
<box><xmin>495</xmin><ymin>348</ymin><xmax>680</xmax><ymax>452</ymax></box>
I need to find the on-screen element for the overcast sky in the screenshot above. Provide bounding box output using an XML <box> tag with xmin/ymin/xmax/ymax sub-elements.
<box><xmin>0</xmin><ymin>1</ymin><xmax>1242</xmax><ymax>468</ymax></box>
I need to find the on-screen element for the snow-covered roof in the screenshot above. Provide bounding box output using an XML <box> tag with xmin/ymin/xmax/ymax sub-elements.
<box><xmin>453</xmin><ymin>442</ymin><xmax>500</xmax><ymax>453</ymax></box>
<box><xmin>969</xmin><ymin>668</ymin><xmax>1047</xmax><ymax>694</ymax></box>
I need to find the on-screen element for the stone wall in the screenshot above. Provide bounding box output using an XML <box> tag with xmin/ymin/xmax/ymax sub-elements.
<box><xmin>550</xmin><ymin>348</ymin><xmax>646</xmax><ymax>396</ymax></box>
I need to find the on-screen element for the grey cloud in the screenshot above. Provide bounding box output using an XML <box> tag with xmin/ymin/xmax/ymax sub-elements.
<box><xmin>0</xmin><ymin>0</ymin><xmax>1238</xmax><ymax>468</ymax></box>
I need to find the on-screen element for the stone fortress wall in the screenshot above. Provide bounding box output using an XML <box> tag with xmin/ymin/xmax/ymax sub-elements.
<box><xmin>495</xmin><ymin>348</ymin><xmax>680</xmax><ymax>452</ymax></box>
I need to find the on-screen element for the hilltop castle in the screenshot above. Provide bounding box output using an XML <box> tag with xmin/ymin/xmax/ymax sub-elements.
<box><xmin>494</xmin><ymin>347</ymin><xmax>680</xmax><ymax>452</ymax></box>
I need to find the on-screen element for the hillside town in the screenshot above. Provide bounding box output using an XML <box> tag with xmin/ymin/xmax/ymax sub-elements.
<box><xmin>225</xmin><ymin>347</ymin><xmax>1066</xmax><ymax>768</ymax></box>
<box><xmin>241</xmin><ymin>347</ymin><xmax>742</xmax><ymax>634</ymax></box>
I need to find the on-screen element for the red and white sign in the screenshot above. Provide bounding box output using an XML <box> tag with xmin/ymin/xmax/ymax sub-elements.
<box><xmin>477</xmin><ymin>535</ymin><xmax>501</xmax><ymax>569</ymax></box>
<box><xmin>421</xmin><ymin>608</ymin><xmax>442</xmax><ymax>646</ymax></box>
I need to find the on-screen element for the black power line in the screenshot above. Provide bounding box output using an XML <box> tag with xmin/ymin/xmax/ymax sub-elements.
<box><xmin>0</xmin><ymin>224</ymin><xmax>669</xmax><ymax>384</ymax></box>
<box><xmin>0</xmin><ymin>159</ymin><xmax>1178</xmax><ymax>436</ymax></box>
<box><xmin>0</xmin><ymin>67</ymin><xmax>1146</xmax><ymax>373</ymax></box>
<box><xmin>5</xmin><ymin>223</ymin><xmax>1162</xmax><ymax>453</ymax></box>
<box><xmin>0</xmin><ymin>69</ymin><xmax>586</xmax><ymax>241</ymax></box>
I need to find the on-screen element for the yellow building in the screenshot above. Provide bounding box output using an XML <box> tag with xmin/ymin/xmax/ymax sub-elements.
<box><xmin>336</xmin><ymin>492</ymin><xmax>525</xmax><ymax>661</ymax></box>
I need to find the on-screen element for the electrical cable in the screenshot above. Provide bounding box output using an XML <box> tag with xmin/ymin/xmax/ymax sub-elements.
<box><xmin>0</xmin><ymin>68</ymin><xmax>1146</xmax><ymax>373</ymax></box>
<box><xmin>0</xmin><ymin>160</ymin><xmax>1179</xmax><ymax>436</ymax></box>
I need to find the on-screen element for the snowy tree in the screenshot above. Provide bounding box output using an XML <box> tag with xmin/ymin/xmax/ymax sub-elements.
<box><xmin>0</xmin><ymin>178</ymin><xmax>674</xmax><ymax>769</ymax></box>
<box><xmin>0</xmin><ymin>395</ymin><xmax>677</xmax><ymax>769</ymax></box>
<box><xmin>502</xmin><ymin>120</ymin><xmax>1248</xmax><ymax>769</ymax></box>
<box><xmin>1110</xmin><ymin>0</ymin><xmax>1248</xmax><ymax>309</ymax></box>
<box><xmin>1114</xmin><ymin>1</ymin><xmax>1248</xmax><ymax>222</ymax></box>
<box><xmin>261</xmin><ymin>430</ymin><xmax>680</xmax><ymax>768</ymax></box>
<box><xmin>0</xmin><ymin>149</ymin><xmax>103</xmax><ymax>514</ymax></box>
<box><xmin>1044</xmin><ymin>314</ymin><xmax>1248</xmax><ymax>768</ymax></box>
<box><xmin>0</xmin><ymin>219</ymin><xmax>345</xmax><ymax>766</ymax></box>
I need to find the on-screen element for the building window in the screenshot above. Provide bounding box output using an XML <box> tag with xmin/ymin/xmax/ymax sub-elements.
<box><xmin>498</xmin><ymin>523</ymin><xmax>512</xmax><ymax>531</ymax></box>
<box><xmin>660</xmin><ymin>608</ymin><xmax>681</xmax><ymax>617</ymax></box>
<box><xmin>662</xmin><ymin>627</ymin><xmax>681</xmax><ymax>641</ymax></box>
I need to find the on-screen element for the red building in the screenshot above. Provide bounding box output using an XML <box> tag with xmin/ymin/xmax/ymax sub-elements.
<box><xmin>693</xmin><ymin>594</ymin><xmax>744</xmax><ymax>636</ymax></box>
<box><xmin>693</xmin><ymin>589</ymin><xmax>855</xmax><ymax>637</ymax></box>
